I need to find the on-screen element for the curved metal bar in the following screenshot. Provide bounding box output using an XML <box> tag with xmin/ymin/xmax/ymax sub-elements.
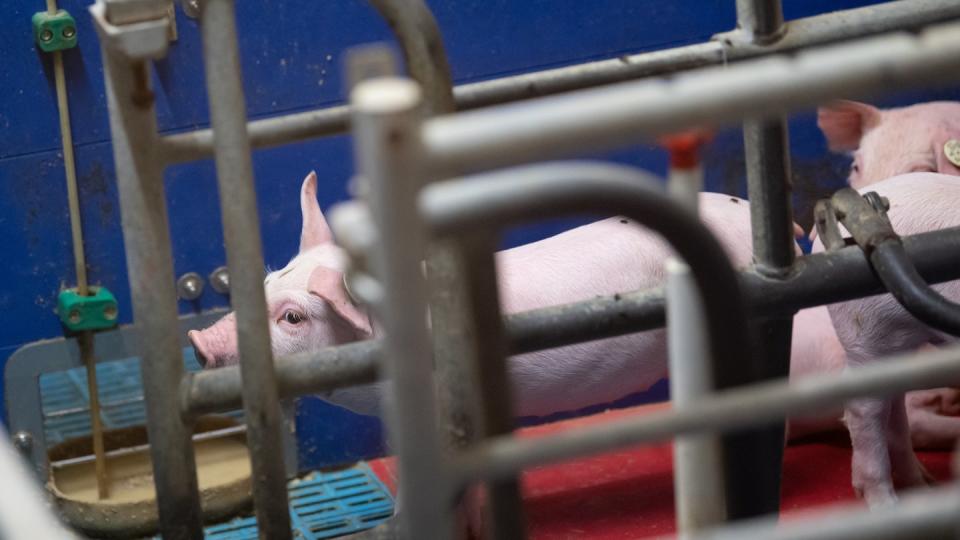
<box><xmin>831</xmin><ymin>188</ymin><xmax>960</xmax><ymax>337</ymax></box>
<box><xmin>367</xmin><ymin>0</ymin><xmax>455</xmax><ymax>115</ymax></box>
<box><xmin>420</xmin><ymin>161</ymin><xmax>754</xmax><ymax>389</ymax></box>
<box><xmin>420</xmin><ymin>161</ymin><xmax>765</xmax><ymax>516</ymax></box>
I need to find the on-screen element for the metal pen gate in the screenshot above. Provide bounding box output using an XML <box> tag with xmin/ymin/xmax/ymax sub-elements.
<box><xmin>60</xmin><ymin>0</ymin><xmax>960</xmax><ymax>538</ymax></box>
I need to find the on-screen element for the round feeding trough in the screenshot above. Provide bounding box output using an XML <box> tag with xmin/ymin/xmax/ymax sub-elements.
<box><xmin>46</xmin><ymin>415</ymin><xmax>252</xmax><ymax>538</ymax></box>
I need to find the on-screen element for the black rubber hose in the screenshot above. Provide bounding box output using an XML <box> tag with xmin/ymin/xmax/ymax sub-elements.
<box><xmin>871</xmin><ymin>241</ymin><xmax>960</xmax><ymax>336</ymax></box>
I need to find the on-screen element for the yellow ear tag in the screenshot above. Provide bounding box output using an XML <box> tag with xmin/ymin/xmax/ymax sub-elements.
<box><xmin>944</xmin><ymin>139</ymin><xmax>960</xmax><ymax>168</ymax></box>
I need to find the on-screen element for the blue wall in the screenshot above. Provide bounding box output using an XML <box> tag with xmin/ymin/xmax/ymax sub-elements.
<box><xmin>3</xmin><ymin>0</ymin><xmax>959</xmax><ymax>467</ymax></box>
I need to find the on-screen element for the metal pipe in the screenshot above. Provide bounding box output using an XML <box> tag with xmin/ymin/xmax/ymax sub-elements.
<box><xmin>184</xmin><ymin>340</ymin><xmax>380</xmax><ymax>416</ymax></box>
<box><xmin>420</xmin><ymin>161</ymin><xmax>764</xmax><ymax>513</ymax></box>
<box><xmin>454</xmin><ymin>232</ymin><xmax>527</xmax><ymax>538</ymax></box>
<box><xmin>158</xmin><ymin>0</ymin><xmax>960</xmax><ymax>164</ymax></box>
<box><xmin>199</xmin><ymin>0</ymin><xmax>291</xmax><ymax>536</ymax></box>
<box><xmin>367</xmin><ymin>0</ymin><xmax>455</xmax><ymax>116</ymax></box>
<box><xmin>351</xmin><ymin>77</ymin><xmax>451</xmax><ymax>540</ymax></box>
<box><xmin>161</xmin><ymin>105</ymin><xmax>349</xmax><ymax>164</ymax></box>
<box><xmin>736</xmin><ymin>0</ymin><xmax>785</xmax><ymax>44</ymax></box>
<box><xmin>100</xmin><ymin>48</ymin><xmax>203</xmax><ymax>538</ymax></box>
<box><xmin>736</xmin><ymin>0</ymin><xmax>795</xmax><ymax>510</ymax></box>
<box><xmin>737</xmin><ymin>122</ymin><xmax>795</xmax><ymax>519</ymax></box>
<box><xmin>455</xmin><ymin>342</ymin><xmax>960</xmax><ymax>485</ymax></box>
<box><xmin>422</xmin><ymin>20</ymin><xmax>960</xmax><ymax>175</ymax></box>
<box><xmin>665</xmin><ymin>152</ymin><xmax>726</xmax><ymax>530</ymax></box>
<box><xmin>658</xmin><ymin>485</ymin><xmax>960</xmax><ymax>540</ymax></box>
<box><xmin>183</xmin><ymin>225</ymin><xmax>960</xmax><ymax>417</ymax></box>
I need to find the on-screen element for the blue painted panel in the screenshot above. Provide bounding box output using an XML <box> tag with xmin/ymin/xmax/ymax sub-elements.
<box><xmin>3</xmin><ymin>0</ymin><xmax>958</xmax><ymax>466</ymax></box>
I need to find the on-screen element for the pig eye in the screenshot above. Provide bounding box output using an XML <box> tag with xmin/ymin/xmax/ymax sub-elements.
<box><xmin>281</xmin><ymin>310</ymin><xmax>305</xmax><ymax>325</ymax></box>
<box><xmin>851</xmin><ymin>162</ymin><xmax>860</xmax><ymax>174</ymax></box>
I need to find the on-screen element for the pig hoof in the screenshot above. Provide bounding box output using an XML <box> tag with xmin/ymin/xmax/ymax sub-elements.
<box><xmin>863</xmin><ymin>488</ymin><xmax>898</xmax><ymax>509</ymax></box>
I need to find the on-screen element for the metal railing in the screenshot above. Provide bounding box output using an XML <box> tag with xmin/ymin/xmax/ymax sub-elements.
<box><xmin>78</xmin><ymin>0</ymin><xmax>960</xmax><ymax>538</ymax></box>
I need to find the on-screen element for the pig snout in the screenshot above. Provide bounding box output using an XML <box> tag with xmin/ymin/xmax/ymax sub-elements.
<box><xmin>188</xmin><ymin>330</ymin><xmax>214</xmax><ymax>368</ymax></box>
<box><xmin>187</xmin><ymin>315</ymin><xmax>239</xmax><ymax>369</ymax></box>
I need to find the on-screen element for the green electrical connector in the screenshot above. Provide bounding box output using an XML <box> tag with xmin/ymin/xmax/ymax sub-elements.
<box><xmin>32</xmin><ymin>9</ymin><xmax>77</xmax><ymax>53</ymax></box>
<box><xmin>57</xmin><ymin>287</ymin><xmax>119</xmax><ymax>332</ymax></box>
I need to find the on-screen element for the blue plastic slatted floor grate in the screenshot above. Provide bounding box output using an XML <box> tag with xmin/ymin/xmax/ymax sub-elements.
<box><xmin>202</xmin><ymin>465</ymin><xmax>394</xmax><ymax>540</ymax></box>
<box><xmin>39</xmin><ymin>350</ymin><xmax>244</xmax><ymax>445</ymax></box>
<box><xmin>37</xmin><ymin>349</ymin><xmax>394</xmax><ymax>539</ymax></box>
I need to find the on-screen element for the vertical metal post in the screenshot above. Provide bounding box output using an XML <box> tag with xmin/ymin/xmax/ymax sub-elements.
<box><xmin>199</xmin><ymin>0</ymin><xmax>292</xmax><ymax>537</ymax></box>
<box><xmin>101</xmin><ymin>49</ymin><xmax>203</xmax><ymax>539</ymax></box>
<box><xmin>734</xmin><ymin>0</ymin><xmax>794</xmax><ymax>521</ymax></box>
<box><xmin>736</xmin><ymin>0</ymin><xmax>785</xmax><ymax>43</ymax></box>
<box><xmin>665</xmin><ymin>144</ymin><xmax>726</xmax><ymax>532</ymax></box>
<box><xmin>457</xmin><ymin>232</ymin><xmax>527</xmax><ymax>539</ymax></box>
<box><xmin>351</xmin><ymin>77</ymin><xmax>451</xmax><ymax>540</ymax></box>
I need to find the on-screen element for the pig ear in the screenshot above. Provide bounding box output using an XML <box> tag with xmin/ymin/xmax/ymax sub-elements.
<box><xmin>934</xmin><ymin>126</ymin><xmax>960</xmax><ymax>176</ymax></box>
<box><xmin>307</xmin><ymin>266</ymin><xmax>373</xmax><ymax>338</ymax></box>
<box><xmin>300</xmin><ymin>171</ymin><xmax>334</xmax><ymax>253</ymax></box>
<box><xmin>817</xmin><ymin>100</ymin><xmax>881</xmax><ymax>152</ymax></box>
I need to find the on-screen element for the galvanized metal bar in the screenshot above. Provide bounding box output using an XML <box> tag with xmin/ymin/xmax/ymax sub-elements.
<box><xmin>420</xmin><ymin>161</ymin><xmax>768</xmax><ymax>521</ymax></box>
<box><xmin>99</xmin><ymin>47</ymin><xmax>203</xmax><ymax>538</ymax></box>
<box><xmin>199</xmin><ymin>0</ymin><xmax>291</xmax><ymax>536</ymax></box>
<box><xmin>183</xmin><ymin>224</ymin><xmax>960</xmax><ymax>417</ymax></box>
<box><xmin>731</xmin><ymin>0</ymin><xmax>795</xmax><ymax>520</ymax></box>
<box><xmin>351</xmin><ymin>77</ymin><xmax>451</xmax><ymax>540</ymax></box>
<box><xmin>422</xmin><ymin>20</ymin><xmax>960</xmax><ymax>175</ymax></box>
<box><xmin>658</xmin><ymin>484</ymin><xmax>960</xmax><ymax>540</ymax></box>
<box><xmin>735</xmin><ymin>0</ymin><xmax>785</xmax><ymax>44</ymax></box>
<box><xmin>367</xmin><ymin>0</ymin><xmax>455</xmax><ymax>116</ymax></box>
<box><xmin>666</xmin><ymin>162</ymin><xmax>726</xmax><ymax>530</ymax></box>
<box><xmin>455</xmin><ymin>232</ymin><xmax>527</xmax><ymax>538</ymax></box>
<box><xmin>158</xmin><ymin>0</ymin><xmax>960</xmax><ymax>164</ymax></box>
<box><xmin>454</xmin><ymin>342</ymin><xmax>960</xmax><ymax>485</ymax></box>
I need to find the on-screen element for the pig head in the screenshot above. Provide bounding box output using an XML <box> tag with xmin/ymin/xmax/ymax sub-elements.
<box><xmin>817</xmin><ymin>100</ymin><xmax>960</xmax><ymax>188</ymax></box>
<box><xmin>189</xmin><ymin>172</ymin><xmax>374</xmax><ymax>371</ymax></box>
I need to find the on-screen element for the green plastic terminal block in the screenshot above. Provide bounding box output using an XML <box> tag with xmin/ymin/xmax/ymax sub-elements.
<box><xmin>32</xmin><ymin>9</ymin><xmax>77</xmax><ymax>53</ymax></box>
<box><xmin>57</xmin><ymin>286</ymin><xmax>119</xmax><ymax>332</ymax></box>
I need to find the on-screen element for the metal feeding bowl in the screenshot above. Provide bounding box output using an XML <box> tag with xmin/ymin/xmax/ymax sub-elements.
<box><xmin>46</xmin><ymin>415</ymin><xmax>252</xmax><ymax>538</ymax></box>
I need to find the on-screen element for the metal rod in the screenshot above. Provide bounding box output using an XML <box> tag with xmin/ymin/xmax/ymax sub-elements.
<box><xmin>666</xmin><ymin>159</ymin><xmax>725</xmax><ymax>530</ymax></box>
<box><xmin>456</xmin><ymin>232</ymin><xmax>527</xmax><ymax>538</ymax></box>
<box><xmin>50</xmin><ymin>4</ymin><xmax>112</xmax><ymax>500</ymax></box>
<box><xmin>79</xmin><ymin>333</ymin><xmax>109</xmax><ymax>499</ymax></box>
<box><xmin>422</xmin><ymin>20</ymin><xmax>960</xmax><ymax>176</ymax></box>
<box><xmin>736</xmin><ymin>0</ymin><xmax>785</xmax><ymax>44</ymax></box>
<box><xmin>351</xmin><ymin>77</ymin><xmax>451</xmax><ymax>540</ymax></box>
<box><xmin>455</xmin><ymin>342</ymin><xmax>960</xmax><ymax>485</ymax></box>
<box><xmin>199</xmin><ymin>0</ymin><xmax>291</xmax><ymax>536</ymax></box>
<box><xmin>158</xmin><ymin>0</ymin><xmax>960</xmax><ymax>165</ymax></box>
<box><xmin>361</xmin><ymin>6</ymin><xmax>477</xmax><ymax>533</ymax></box>
<box><xmin>367</xmin><ymin>0</ymin><xmax>455</xmax><ymax>116</ymax></box>
<box><xmin>184</xmin><ymin>224</ymin><xmax>960</xmax><ymax>417</ymax></box>
<box><xmin>735</xmin><ymin>0</ymin><xmax>794</xmax><ymax>511</ymax></box>
<box><xmin>657</xmin><ymin>484</ymin><xmax>960</xmax><ymax>540</ymax></box>
<box><xmin>100</xmin><ymin>48</ymin><xmax>203</xmax><ymax>537</ymax></box>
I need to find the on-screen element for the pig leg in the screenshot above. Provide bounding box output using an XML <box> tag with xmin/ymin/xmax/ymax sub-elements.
<box><xmin>886</xmin><ymin>393</ymin><xmax>932</xmax><ymax>489</ymax></box>
<box><xmin>844</xmin><ymin>395</ymin><xmax>897</xmax><ymax>506</ymax></box>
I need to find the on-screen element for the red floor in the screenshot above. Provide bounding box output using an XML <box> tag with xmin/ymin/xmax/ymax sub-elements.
<box><xmin>367</xmin><ymin>403</ymin><xmax>955</xmax><ymax>539</ymax></box>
